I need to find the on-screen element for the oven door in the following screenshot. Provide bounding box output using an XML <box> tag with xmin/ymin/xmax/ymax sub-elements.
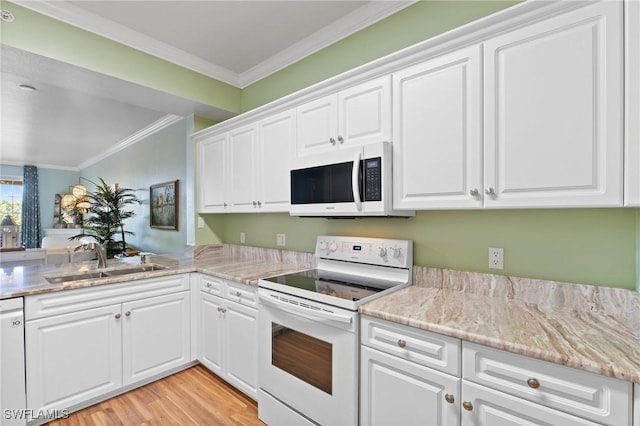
<box><xmin>257</xmin><ymin>288</ymin><xmax>359</xmax><ymax>425</ymax></box>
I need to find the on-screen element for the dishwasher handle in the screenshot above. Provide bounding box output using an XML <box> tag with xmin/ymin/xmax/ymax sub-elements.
<box><xmin>258</xmin><ymin>293</ymin><xmax>353</xmax><ymax>324</ymax></box>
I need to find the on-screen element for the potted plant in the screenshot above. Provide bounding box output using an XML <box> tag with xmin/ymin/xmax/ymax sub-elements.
<box><xmin>71</xmin><ymin>178</ymin><xmax>141</xmax><ymax>258</ymax></box>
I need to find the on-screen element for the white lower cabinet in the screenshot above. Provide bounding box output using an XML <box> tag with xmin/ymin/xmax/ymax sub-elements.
<box><xmin>361</xmin><ymin>316</ymin><xmax>634</xmax><ymax>426</ymax></box>
<box><xmin>360</xmin><ymin>316</ymin><xmax>461</xmax><ymax>426</ymax></box>
<box><xmin>197</xmin><ymin>274</ymin><xmax>258</xmax><ymax>399</ymax></box>
<box><xmin>25</xmin><ymin>275</ymin><xmax>191</xmax><ymax>414</ymax></box>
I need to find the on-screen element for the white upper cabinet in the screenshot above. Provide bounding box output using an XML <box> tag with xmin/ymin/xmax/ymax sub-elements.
<box><xmin>197</xmin><ymin>133</ymin><xmax>228</xmax><ymax>213</ymax></box>
<box><xmin>624</xmin><ymin>0</ymin><xmax>640</xmax><ymax>206</ymax></box>
<box><xmin>483</xmin><ymin>1</ymin><xmax>623</xmax><ymax>208</ymax></box>
<box><xmin>393</xmin><ymin>45</ymin><xmax>483</xmax><ymax>210</ymax></box>
<box><xmin>228</xmin><ymin>124</ymin><xmax>258</xmax><ymax>212</ymax></box>
<box><xmin>256</xmin><ymin>109</ymin><xmax>296</xmax><ymax>212</ymax></box>
<box><xmin>296</xmin><ymin>76</ymin><xmax>391</xmax><ymax>157</ymax></box>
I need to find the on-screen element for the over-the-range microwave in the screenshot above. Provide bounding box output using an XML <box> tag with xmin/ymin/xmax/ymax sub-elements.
<box><xmin>289</xmin><ymin>141</ymin><xmax>414</xmax><ymax>217</ymax></box>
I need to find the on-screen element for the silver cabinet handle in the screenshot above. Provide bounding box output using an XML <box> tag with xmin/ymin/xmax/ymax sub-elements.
<box><xmin>125</xmin><ymin>311</ymin><xmax>131</xmax><ymax>317</ymax></box>
<box><xmin>206</xmin><ymin>283</ymin><xmax>212</xmax><ymax>288</ymax></box>
<box><xmin>217</xmin><ymin>307</ymin><xmax>227</xmax><ymax>313</ymax></box>
<box><xmin>337</xmin><ymin>135</ymin><xmax>344</xmax><ymax>144</ymax></box>
<box><xmin>469</xmin><ymin>188</ymin><xmax>480</xmax><ymax>197</ymax></box>
<box><xmin>257</xmin><ymin>201</ymin><xmax>262</xmax><ymax>207</ymax></box>
<box><xmin>115</xmin><ymin>313</ymin><xmax>121</xmax><ymax>319</ymax></box>
<box><xmin>223</xmin><ymin>202</ymin><xmax>227</xmax><ymax>207</ymax></box>
<box><xmin>329</xmin><ymin>137</ymin><xmax>336</xmax><ymax>145</ymax></box>
<box><xmin>252</xmin><ymin>201</ymin><xmax>257</xmax><ymax>207</ymax></box>
<box><xmin>236</xmin><ymin>291</ymin><xmax>242</xmax><ymax>297</ymax></box>
<box><xmin>397</xmin><ymin>339</ymin><xmax>406</xmax><ymax>348</ymax></box>
<box><xmin>485</xmin><ymin>187</ymin><xmax>496</xmax><ymax>196</ymax></box>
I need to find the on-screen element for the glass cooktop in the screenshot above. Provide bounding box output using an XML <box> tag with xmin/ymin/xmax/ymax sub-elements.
<box><xmin>261</xmin><ymin>269</ymin><xmax>400</xmax><ymax>303</ymax></box>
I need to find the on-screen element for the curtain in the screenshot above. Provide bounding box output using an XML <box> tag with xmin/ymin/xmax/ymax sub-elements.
<box><xmin>21</xmin><ymin>165</ymin><xmax>42</xmax><ymax>248</ymax></box>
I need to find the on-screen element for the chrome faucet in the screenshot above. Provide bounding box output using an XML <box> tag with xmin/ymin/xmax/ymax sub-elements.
<box><xmin>74</xmin><ymin>241</ymin><xmax>107</xmax><ymax>268</ymax></box>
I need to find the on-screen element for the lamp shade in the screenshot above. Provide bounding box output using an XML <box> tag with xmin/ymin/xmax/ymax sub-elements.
<box><xmin>72</xmin><ymin>184</ymin><xmax>87</xmax><ymax>199</ymax></box>
<box><xmin>61</xmin><ymin>193</ymin><xmax>76</xmax><ymax>210</ymax></box>
<box><xmin>0</xmin><ymin>215</ymin><xmax>16</xmax><ymax>227</ymax></box>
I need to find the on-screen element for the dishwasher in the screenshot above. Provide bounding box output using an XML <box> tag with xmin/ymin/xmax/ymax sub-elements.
<box><xmin>1</xmin><ymin>297</ymin><xmax>26</xmax><ymax>426</ymax></box>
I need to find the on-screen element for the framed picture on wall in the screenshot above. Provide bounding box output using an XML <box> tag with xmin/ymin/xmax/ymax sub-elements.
<box><xmin>150</xmin><ymin>180</ymin><xmax>178</xmax><ymax>230</ymax></box>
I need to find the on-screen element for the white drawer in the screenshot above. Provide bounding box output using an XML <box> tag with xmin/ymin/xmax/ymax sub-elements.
<box><xmin>361</xmin><ymin>315</ymin><xmax>461</xmax><ymax>376</ymax></box>
<box><xmin>200</xmin><ymin>275</ymin><xmax>224</xmax><ymax>296</ymax></box>
<box><xmin>463</xmin><ymin>341</ymin><xmax>632</xmax><ymax>426</ymax></box>
<box><xmin>25</xmin><ymin>274</ymin><xmax>190</xmax><ymax>320</ymax></box>
<box><xmin>224</xmin><ymin>281</ymin><xmax>257</xmax><ymax>307</ymax></box>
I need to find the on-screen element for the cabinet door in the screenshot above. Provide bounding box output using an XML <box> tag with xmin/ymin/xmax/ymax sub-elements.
<box><xmin>461</xmin><ymin>381</ymin><xmax>601</xmax><ymax>426</ymax></box>
<box><xmin>624</xmin><ymin>0</ymin><xmax>640</xmax><ymax>206</ymax></box>
<box><xmin>338</xmin><ymin>75</ymin><xmax>391</xmax><ymax>148</ymax></box>
<box><xmin>223</xmin><ymin>299</ymin><xmax>258</xmax><ymax>399</ymax></box>
<box><xmin>122</xmin><ymin>291</ymin><xmax>191</xmax><ymax>386</ymax></box>
<box><xmin>228</xmin><ymin>124</ymin><xmax>258</xmax><ymax>211</ymax></box>
<box><xmin>198</xmin><ymin>292</ymin><xmax>224</xmax><ymax>375</ymax></box>
<box><xmin>26</xmin><ymin>304</ymin><xmax>122</xmax><ymax>411</ymax></box>
<box><xmin>198</xmin><ymin>134</ymin><xmax>228</xmax><ymax>212</ymax></box>
<box><xmin>361</xmin><ymin>346</ymin><xmax>460</xmax><ymax>426</ymax></box>
<box><xmin>296</xmin><ymin>94</ymin><xmax>338</xmax><ymax>156</ymax></box>
<box><xmin>257</xmin><ymin>109</ymin><xmax>295</xmax><ymax>212</ymax></box>
<box><xmin>484</xmin><ymin>1</ymin><xmax>623</xmax><ymax>208</ymax></box>
<box><xmin>393</xmin><ymin>45</ymin><xmax>482</xmax><ymax>209</ymax></box>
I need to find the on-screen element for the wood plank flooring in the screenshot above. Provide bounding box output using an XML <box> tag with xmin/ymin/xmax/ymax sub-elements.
<box><xmin>46</xmin><ymin>365</ymin><xmax>264</xmax><ymax>426</ymax></box>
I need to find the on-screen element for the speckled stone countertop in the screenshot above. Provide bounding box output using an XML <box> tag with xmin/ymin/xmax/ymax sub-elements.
<box><xmin>360</xmin><ymin>267</ymin><xmax>640</xmax><ymax>384</ymax></box>
<box><xmin>0</xmin><ymin>244</ymin><xmax>314</xmax><ymax>300</ymax></box>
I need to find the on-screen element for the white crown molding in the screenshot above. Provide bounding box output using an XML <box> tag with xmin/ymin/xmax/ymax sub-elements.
<box><xmin>238</xmin><ymin>1</ymin><xmax>417</xmax><ymax>87</ymax></box>
<box><xmin>77</xmin><ymin>114</ymin><xmax>183</xmax><ymax>170</ymax></box>
<box><xmin>13</xmin><ymin>0</ymin><xmax>416</xmax><ymax>89</ymax></box>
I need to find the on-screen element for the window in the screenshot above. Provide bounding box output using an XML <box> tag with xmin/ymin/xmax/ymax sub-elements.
<box><xmin>0</xmin><ymin>178</ymin><xmax>23</xmax><ymax>247</ymax></box>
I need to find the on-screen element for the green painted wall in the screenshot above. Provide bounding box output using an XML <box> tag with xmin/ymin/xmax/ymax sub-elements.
<box><xmin>240</xmin><ymin>0</ymin><xmax>520</xmax><ymax>112</ymax></box>
<box><xmin>1</xmin><ymin>2</ymin><xmax>241</xmax><ymax>114</ymax></box>
<box><xmin>203</xmin><ymin>209</ymin><xmax>638</xmax><ymax>289</ymax></box>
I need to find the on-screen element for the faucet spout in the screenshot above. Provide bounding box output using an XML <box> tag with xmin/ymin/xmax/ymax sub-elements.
<box><xmin>75</xmin><ymin>241</ymin><xmax>107</xmax><ymax>268</ymax></box>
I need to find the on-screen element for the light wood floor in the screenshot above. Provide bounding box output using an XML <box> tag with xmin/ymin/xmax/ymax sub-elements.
<box><xmin>46</xmin><ymin>365</ymin><xmax>264</xmax><ymax>426</ymax></box>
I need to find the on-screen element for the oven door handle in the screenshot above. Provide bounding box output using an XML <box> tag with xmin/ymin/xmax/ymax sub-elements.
<box><xmin>258</xmin><ymin>293</ymin><xmax>353</xmax><ymax>324</ymax></box>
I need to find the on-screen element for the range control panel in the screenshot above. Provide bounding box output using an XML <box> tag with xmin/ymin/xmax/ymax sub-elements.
<box><xmin>315</xmin><ymin>235</ymin><xmax>412</xmax><ymax>269</ymax></box>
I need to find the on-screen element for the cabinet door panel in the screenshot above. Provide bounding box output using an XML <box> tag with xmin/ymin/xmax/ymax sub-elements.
<box><xmin>26</xmin><ymin>304</ymin><xmax>122</xmax><ymax>411</ymax></box>
<box><xmin>461</xmin><ymin>381</ymin><xmax>601</xmax><ymax>426</ymax></box>
<box><xmin>339</xmin><ymin>76</ymin><xmax>391</xmax><ymax>147</ymax></box>
<box><xmin>484</xmin><ymin>1</ymin><xmax>622</xmax><ymax>207</ymax></box>
<box><xmin>361</xmin><ymin>346</ymin><xmax>460</xmax><ymax>426</ymax></box>
<box><xmin>228</xmin><ymin>125</ymin><xmax>258</xmax><ymax>211</ymax></box>
<box><xmin>198</xmin><ymin>292</ymin><xmax>224</xmax><ymax>375</ymax></box>
<box><xmin>393</xmin><ymin>45</ymin><xmax>482</xmax><ymax>209</ymax></box>
<box><xmin>224</xmin><ymin>300</ymin><xmax>258</xmax><ymax>399</ymax></box>
<box><xmin>198</xmin><ymin>134</ymin><xmax>227</xmax><ymax>212</ymax></box>
<box><xmin>296</xmin><ymin>95</ymin><xmax>337</xmax><ymax>156</ymax></box>
<box><xmin>257</xmin><ymin>110</ymin><xmax>295</xmax><ymax>211</ymax></box>
<box><xmin>624</xmin><ymin>0</ymin><xmax>640</xmax><ymax>206</ymax></box>
<box><xmin>122</xmin><ymin>292</ymin><xmax>190</xmax><ymax>386</ymax></box>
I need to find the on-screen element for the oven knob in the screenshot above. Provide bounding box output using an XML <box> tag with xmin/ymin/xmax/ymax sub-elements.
<box><xmin>328</xmin><ymin>242</ymin><xmax>338</xmax><ymax>253</ymax></box>
<box><xmin>391</xmin><ymin>247</ymin><xmax>402</xmax><ymax>258</ymax></box>
<box><xmin>379</xmin><ymin>247</ymin><xmax>387</xmax><ymax>257</ymax></box>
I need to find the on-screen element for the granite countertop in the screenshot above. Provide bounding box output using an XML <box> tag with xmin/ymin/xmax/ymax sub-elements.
<box><xmin>360</xmin><ymin>268</ymin><xmax>640</xmax><ymax>384</ymax></box>
<box><xmin>0</xmin><ymin>244</ymin><xmax>313</xmax><ymax>300</ymax></box>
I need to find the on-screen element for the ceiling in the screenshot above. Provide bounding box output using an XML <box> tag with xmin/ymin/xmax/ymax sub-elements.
<box><xmin>0</xmin><ymin>1</ymin><xmax>414</xmax><ymax>171</ymax></box>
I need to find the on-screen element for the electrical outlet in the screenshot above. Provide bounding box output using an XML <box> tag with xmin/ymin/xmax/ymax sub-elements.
<box><xmin>488</xmin><ymin>247</ymin><xmax>504</xmax><ymax>269</ymax></box>
<box><xmin>240</xmin><ymin>232</ymin><xmax>246</xmax><ymax>244</ymax></box>
<box><xmin>276</xmin><ymin>233</ymin><xmax>286</xmax><ymax>246</ymax></box>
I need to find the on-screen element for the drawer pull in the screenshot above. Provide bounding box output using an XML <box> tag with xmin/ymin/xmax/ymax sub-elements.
<box><xmin>397</xmin><ymin>339</ymin><xmax>406</xmax><ymax>348</ymax></box>
<box><xmin>527</xmin><ymin>378</ymin><xmax>540</xmax><ymax>389</ymax></box>
<box><xmin>206</xmin><ymin>283</ymin><xmax>212</xmax><ymax>288</ymax></box>
<box><xmin>444</xmin><ymin>394</ymin><xmax>455</xmax><ymax>404</ymax></box>
<box><xmin>236</xmin><ymin>291</ymin><xmax>242</xmax><ymax>297</ymax></box>
<box><xmin>462</xmin><ymin>401</ymin><xmax>473</xmax><ymax>411</ymax></box>
<box><xmin>115</xmin><ymin>313</ymin><xmax>121</xmax><ymax>319</ymax></box>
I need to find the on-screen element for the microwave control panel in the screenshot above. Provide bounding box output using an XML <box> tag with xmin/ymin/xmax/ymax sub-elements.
<box><xmin>363</xmin><ymin>157</ymin><xmax>382</xmax><ymax>201</ymax></box>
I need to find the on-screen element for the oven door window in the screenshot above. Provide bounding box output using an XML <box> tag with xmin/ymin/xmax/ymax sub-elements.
<box><xmin>271</xmin><ymin>322</ymin><xmax>332</xmax><ymax>395</ymax></box>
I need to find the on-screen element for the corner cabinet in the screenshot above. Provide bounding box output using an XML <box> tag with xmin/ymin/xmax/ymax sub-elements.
<box><xmin>196</xmin><ymin>109</ymin><xmax>294</xmax><ymax>213</ymax></box>
<box><xmin>24</xmin><ymin>275</ymin><xmax>191</xmax><ymax>413</ymax></box>
<box><xmin>361</xmin><ymin>316</ymin><xmax>634</xmax><ymax>426</ymax></box>
<box><xmin>196</xmin><ymin>274</ymin><xmax>258</xmax><ymax>399</ymax></box>
<box><xmin>394</xmin><ymin>1</ymin><xmax>624</xmax><ymax>210</ymax></box>
<box><xmin>483</xmin><ymin>0</ymin><xmax>623</xmax><ymax>208</ymax></box>
<box><xmin>296</xmin><ymin>76</ymin><xmax>391</xmax><ymax>157</ymax></box>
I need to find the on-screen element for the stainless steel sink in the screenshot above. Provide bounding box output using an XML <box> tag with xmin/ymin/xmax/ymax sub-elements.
<box><xmin>105</xmin><ymin>264</ymin><xmax>167</xmax><ymax>275</ymax></box>
<box><xmin>44</xmin><ymin>264</ymin><xmax>167</xmax><ymax>283</ymax></box>
<box><xmin>45</xmin><ymin>271</ymin><xmax>112</xmax><ymax>283</ymax></box>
